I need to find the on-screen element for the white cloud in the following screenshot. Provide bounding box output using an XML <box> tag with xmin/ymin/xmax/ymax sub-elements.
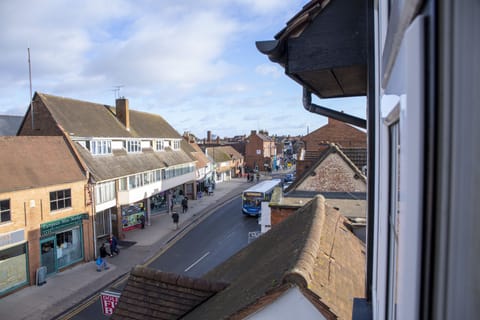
<box><xmin>255</xmin><ymin>64</ymin><xmax>282</xmax><ymax>78</ymax></box>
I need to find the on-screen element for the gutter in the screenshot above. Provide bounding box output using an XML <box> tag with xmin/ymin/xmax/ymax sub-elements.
<box><xmin>302</xmin><ymin>87</ymin><xmax>367</xmax><ymax>129</ymax></box>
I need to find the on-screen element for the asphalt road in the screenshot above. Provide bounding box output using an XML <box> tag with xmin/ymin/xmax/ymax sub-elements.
<box><xmin>66</xmin><ymin>195</ymin><xmax>259</xmax><ymax>319</ymax></box>
<box><xmin>148</xmin><ymin>197</ymin><xmax>259</xmax><ymax>277</ymax></box>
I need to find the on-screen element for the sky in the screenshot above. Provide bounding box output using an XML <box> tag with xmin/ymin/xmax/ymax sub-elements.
<box><xmin>0</xmin><ymin>0</ymin><xmax>366</xmax><ymax>139</ymax></box>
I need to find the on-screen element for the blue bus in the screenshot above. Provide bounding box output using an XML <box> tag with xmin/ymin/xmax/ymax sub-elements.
<box><xmin>241</xmin><ymin>179</ymin><xmax>282</xmax><ymax>216</ymax></box>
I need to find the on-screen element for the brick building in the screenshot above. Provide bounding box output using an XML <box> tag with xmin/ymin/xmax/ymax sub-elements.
<box><xmin>298</xmin><ymin>118</ymin><xmax>367</xmax><ymax>178</ymax></box>
<box><xmin>244</xmin><ymin>130</ymin><xmax>276</xmax><ymax>172</ymax></box>
<box><xmin>0</xmin><ymin>136</ymin><xmax>93</xmax><ymax>296</ymax></box>
<box><xmin>18</xmin><ymin>92</ymin><xmax>196</xmax><ymax>243</ymax></box>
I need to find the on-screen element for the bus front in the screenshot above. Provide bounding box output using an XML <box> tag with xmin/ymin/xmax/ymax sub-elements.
<box><xmin>242</xmin><ymin>191</ymin><xmax>263</xmax><ymax>216</ymax></box>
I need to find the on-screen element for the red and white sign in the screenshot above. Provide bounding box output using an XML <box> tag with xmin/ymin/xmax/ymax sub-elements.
<box><xmin>100</xmin><ymin>290</ymin><xmax>121</xmax><ymax>315</ymax></box>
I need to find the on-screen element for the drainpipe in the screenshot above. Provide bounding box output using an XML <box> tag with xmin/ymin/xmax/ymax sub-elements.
<box><xmin>302</xmin><ymin>87</ymin><xmax>367</xmax><ymax>129</ymax></box>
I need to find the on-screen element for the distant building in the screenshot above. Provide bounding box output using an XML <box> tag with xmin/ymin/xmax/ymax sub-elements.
<box><xmin>244</xmin><ymin>130</ymin><xmax>276</xmax><ymax>172</ymax></box>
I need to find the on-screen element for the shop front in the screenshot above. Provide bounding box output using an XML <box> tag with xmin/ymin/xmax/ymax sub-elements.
<box><xmin>120</xmin><ymin>201</ymin><xmax>146</xmax><ymax>231</ymax></box>
<box><xmin>40</xmin><ymin>213</ymin><xmax>87</xmax><ymax>275</ymax></box>
<box><xmin>149</xmin><ymin>192</ymin><xmax>168</xmax><ymax>214</ymax></box>
<box><xmin>0</xmin><ymin>230</ymin><xmax>28</xmax><ymax>297</ymax></box>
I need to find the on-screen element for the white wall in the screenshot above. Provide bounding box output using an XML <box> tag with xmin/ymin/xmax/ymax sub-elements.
<box><xmin>246</xmin><ymin>287</ymin><xmax>325</xmax><ymax>320</ymax></box>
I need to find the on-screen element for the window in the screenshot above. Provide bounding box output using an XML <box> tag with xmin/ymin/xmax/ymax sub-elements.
<box><xmin>126</xmin><ymin>140</ymin><xmax>141</xmax><ymax>153</ymax></box>
<box><xmin>50</xmin><ymin>189</ymin><xmax>72</xmax><ymax>211</ymax></box>
<box><xmin>0</xmin><ymin>199</ymin><xmax>11</xmax><ymax>222</ymax></box>
<box><xmin>156</xmin><ymin>140</ymin><xmax>164</xmax><ymax>151</ymax></box>
<box><xmin>387</xmin><ymin>122</ymin><xmax>400</xmax><ymax>319</ymax></box>
<box><xmin>91</xmin><ymin>140</ymin><xmax>111</xmax><ymax>155</ymax></box>
<box><xmin>95</xmin><ymin>181</ymin><xmax>115</xmax><ymax>205</ymax></box>
<box><xmin>173</xmin><ymin>140</ymin><xmax>180</xmax><ymax>150</ymax></box>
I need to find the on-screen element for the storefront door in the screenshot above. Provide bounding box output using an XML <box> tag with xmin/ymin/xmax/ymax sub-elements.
<box><xmin>40</xmin><ymin>238</ymin><xmax>56</xmax><ymax>275</ymax></box>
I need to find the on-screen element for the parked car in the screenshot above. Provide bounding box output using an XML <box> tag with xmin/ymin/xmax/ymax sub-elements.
<box><xmin>284</xmin><ymin>173</ymin><xmax>294</xmax><ymax>183</ymax></box>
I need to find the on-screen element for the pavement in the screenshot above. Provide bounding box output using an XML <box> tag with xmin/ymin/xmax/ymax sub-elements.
<box><xmin>0</xmin><ymin>177</ymin><xmax>259</xmax><ymax>320</ymax></box>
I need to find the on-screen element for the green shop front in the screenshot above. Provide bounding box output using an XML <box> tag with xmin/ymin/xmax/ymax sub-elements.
<box><xmin>40</xmin><ymin>213</ymin><xmax>87</xmax><ymax>275</ymax></box>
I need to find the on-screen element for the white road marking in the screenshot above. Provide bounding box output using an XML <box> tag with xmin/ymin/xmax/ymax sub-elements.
<box><xmin>184</xmin><ymin>251</ymin><xmax>210</xmax><ymax>272</ymax></box>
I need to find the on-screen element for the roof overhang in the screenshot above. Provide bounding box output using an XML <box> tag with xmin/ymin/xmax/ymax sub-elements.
<box><xmin>256</xmin><ymin>0</ymin><xmax>367</xmax><ymax>99</ymax></box>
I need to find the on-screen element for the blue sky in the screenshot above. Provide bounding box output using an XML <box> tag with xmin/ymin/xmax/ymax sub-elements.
<box><xmin>0</xmin><ymin>0</ymin><xmax>366</xmax><ymax>139</ymax></box>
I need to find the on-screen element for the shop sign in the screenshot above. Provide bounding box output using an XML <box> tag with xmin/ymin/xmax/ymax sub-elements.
<box><xmin>100</xmin><ymin>290</ymin><xmax>121</xmax><ymax>315</ymax></box>
<box><xmin>40</xmin><ymin>213</ymin><xmax>88</xmax><ymax>236</ymax></box>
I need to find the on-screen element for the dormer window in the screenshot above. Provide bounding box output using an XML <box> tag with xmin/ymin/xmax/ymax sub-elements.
<box><xmin>156</xmin><ymin>140</ymin><xmax>165</xmax><ymax>151</ymax></box>
<box><xmin>173</xmin><ymin>140</ymin><xmax>180</xmax><ymax>150</ymax></box>
<box><xmin>90</xmin><ymin>140</ymin><xmax>112</xmax><ymax>155</ymax></box>
<box><xmin>126</xmin><ymin>140</ymin><xmax>141</xmax><ymax>153</ymax></box>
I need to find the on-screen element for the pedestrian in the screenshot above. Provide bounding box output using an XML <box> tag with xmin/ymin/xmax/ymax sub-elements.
<box><xmin>138</xmin><ymin>214</ymin><xmax>145</xmax><ymax>229</ymax></box>
<box><xmin>170</xmin><ymin>197</ymin><xmax>175</xmax><ymax>211</ymax></box>
<box><xmin>172</xmin><ymin>212</ymin><xmax>179</xmax><ymax>229</ymax></box>
<box><xmin>246</xmin><ymin>173</ymin><xmax>250</xmax><ymax>181</ymax></box>
<box><xmin>181</xmin><ymin>196</ymin><xmax>188</xmax><ymax>213</ymax></box>
<box><xmin>109</xmin><ymin>234</ymin><xmax>119</xmax><ymax>256</ymax></box>
<box><xmin>97</xmin><ymin>243</ymin><xmax>110</xmax><ymax>272</ymax></box>
<box><xmin>208</xmin><ymin>185</ymin><xmax>213</xmax><ymax>196</ymax></box>
<box><xmin>256</xmin><ymin>172</ymin><xmax>260</xmax><ymax>182</ymax></box>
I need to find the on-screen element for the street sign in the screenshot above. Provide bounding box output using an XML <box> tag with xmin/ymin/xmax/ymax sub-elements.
<box><xmin>100</xmin><ymin>290</ymin><xmax>121</xmax><ymax>315</ymax></box>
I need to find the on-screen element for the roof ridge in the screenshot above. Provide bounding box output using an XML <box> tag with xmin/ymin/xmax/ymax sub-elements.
<box><xmin>282</xmin><ymin>195</ymin><xmax>326</xmax><ymax>288</ymax></box>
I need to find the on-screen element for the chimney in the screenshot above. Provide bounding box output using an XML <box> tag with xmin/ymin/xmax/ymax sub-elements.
<box><xmin>251</xmin><ymin>130</ymin><xmax>257</xmax><ymax>136</ymax></box>
<box><xmin>116</xmin><ymin>98</ymin><xmax>130</xmax><ymax>130</ymax></box>
<box><xmin>207</xmin><ymin>130</ymin><xmax>212</xmax><ymax>143</ymax></box>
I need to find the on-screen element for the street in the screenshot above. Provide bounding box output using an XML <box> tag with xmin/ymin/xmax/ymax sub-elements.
<box><xmin>65</xmin><ymin>196</ymin><xmax>259</xmax><ymax>319</ymax></box>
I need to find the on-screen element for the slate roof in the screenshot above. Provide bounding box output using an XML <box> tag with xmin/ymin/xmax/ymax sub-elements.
<box><xmin>0</xmin><ymin>115</ymin><xmax>23</xmax><ymax>136</ymax></box>
<box><xmin>0</xmin><ymin>136</ymin><xmax>86</xmax><ymax>192</ymax></box>
<box><xmin>36</xmin><ymin>92</ymin><xmax>181</xmax><ymax>139</ymax></box>
<box><xmin>111</xmin><ymin>266</ymin><xmax>227</xmax><ymax>320</ymax></box>
<box><xmin>185</xmin><ymin>195</ymin><xmax>366</xmax><ymax>319</ymax></box>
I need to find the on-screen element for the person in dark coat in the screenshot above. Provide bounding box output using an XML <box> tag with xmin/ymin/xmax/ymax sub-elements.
<box><xmin>181</xmin><ymin>196</ymin><xmax>188</xmax><ymax>213</ymax></box>
<box><xmin>172</xmin><ymin>212</ymin><xmax>179</xmax><ymax>230</ymax></box>
<box><xmin>109</xmin><ymin>234</ymin><xmax>119</xmax><ymax>256</ymax></box>
<box><xmin>138</xmin><ymin>214</ymin><xmax>145</xmax><ymax>229</ymax></box>
<box><xmin>97</xmin><ymin>243</ymin><xmax>110</xmax><ymax>271</ymax></box>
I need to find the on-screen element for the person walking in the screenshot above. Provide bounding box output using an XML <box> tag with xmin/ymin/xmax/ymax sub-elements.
<box><xmin>172</xmin><ymin>212</ymin><xmax>179</xmax><ymax>230</ymax></box>
<box><xmin>138</xmin><ymin>214</ymin><xmax>145</xmax><ymax>229</ymax></box>
<box><xmin>109</xmin><ymin>234</ymin><xmax>119</xmax><ymax>256</ymax></box>
<box><xmin>181</xmin><ymin>196</ymin><xmax>188</xmax><ymax>213</ymax></box>
<box><xmin>96</xmin><ymin>243</ymin><xmax>110</xmax><ymax>272</ymax></box>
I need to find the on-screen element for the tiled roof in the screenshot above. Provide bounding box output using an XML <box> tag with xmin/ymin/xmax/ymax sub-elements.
<box><xmin>75</xmin><ymin>142</ymin><xmax>194</xmax><ymax>181</ymax></box>
<box><xmin>0</xmin><ymin>136</ymin><xmax>86</xmax><ymax>192</ymax></box>
<box><xmin>286</xmin><ymin>143</ymin><xmax>366</xmax><ymax>192</ymax></box>
<box><xmin>111</xmin><ymin>266</ymin><xmax>227</xmax><ymax>320</ymax></box>
<box><xmin>214</xmin><ymin>145</ymin><xmax>244</xmax><ymax>160</ymax></box>
<box><xmin>37</xmin><ymin>92</ymin><xmax>181</xmax><ymax>139</ymax></box>
<box><xmin>185</xmin><ymin>141</ymin><xmax>210</xmax><ymax>169</ymax></box>
<box><xmin>185</xmin><ymin>195</ymin><xmax>366</xmax><ymax>319</ymax></box>
<box><xmin>205</xmin><ymin>147</ymin><xmax>232</xmax><ymax>163</ymax></box>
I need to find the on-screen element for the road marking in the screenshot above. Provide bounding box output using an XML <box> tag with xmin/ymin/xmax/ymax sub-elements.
<box><xmin>184</xmin><ymin>252</ymin><xmax>210</xmax><ymax>272</ymax></box>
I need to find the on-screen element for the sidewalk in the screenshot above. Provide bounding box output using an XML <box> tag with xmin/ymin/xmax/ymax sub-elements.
<box><xmin>0</xmin><ymin>178</ymin><xmax>253</xmax><ymax>320</ymax></box>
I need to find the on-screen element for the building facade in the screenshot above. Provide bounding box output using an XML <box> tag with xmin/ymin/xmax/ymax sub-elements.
<box><xmin>18</xmin><ymin>93</ymin><xmax>196</xmax><ymax>247</ymax></box>
<box><xmin>0</xmin><ymin>136</ymin><xmax>93</xmax><ymax>296</ymax></box>
<box><xmin>244</xmin><ymin>130</ymin><xmax>276</xmax><ymax>173</ymax></box>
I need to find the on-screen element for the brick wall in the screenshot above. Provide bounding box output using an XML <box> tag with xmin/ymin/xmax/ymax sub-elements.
<box><xmin>297</xmin><ymin>153</ymin><xmax>366</xmax><ymax>192</ymax></box>
<box><xmin>270</xmin><ymin>207</ymin><xmax>297</xmax><ymax>226</ymax></box>
<box><xmin>18</xmin><ymin>97</ymin><xmax>63</xmax><ymax>136</ymax></box>
<box><xmin>0</xmin><ymin>180</ymin><xmax>93</xmax><ymax>285</ymax></box>
<box><xmin>302</xmin><ymin>118</ymin><xmax>366</xmax><ymax>151</ymax></box>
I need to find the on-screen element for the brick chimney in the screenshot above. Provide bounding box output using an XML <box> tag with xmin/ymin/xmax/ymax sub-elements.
<box><xmin>207</xmin><ymin>130</ymin><xmax>212</xmax><ymax>143</ymax></box>
<box><xmin>116</xmin><ymin>98</ymin><xmax>130</xmax><ymax>130</ymax></box>
<box><xmin>251</xmin><ymin>130</ymin><xmax>257</xmax><ymax>136</ymax></box>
